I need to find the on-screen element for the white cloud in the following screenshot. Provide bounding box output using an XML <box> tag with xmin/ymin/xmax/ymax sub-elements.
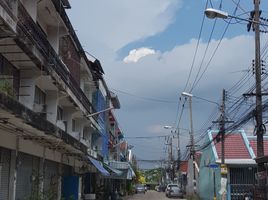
<box><xmin>123</xmin><ymin>48</ymin><xmax>156</xmax><ymax>63</ymax></box>
<box><xmin>68</xmin><ymin>0</ymin><xmax>181</xmax><ymax>53</ymax></box>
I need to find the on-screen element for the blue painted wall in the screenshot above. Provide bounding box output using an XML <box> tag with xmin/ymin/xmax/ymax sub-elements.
<box><xmin>199</xmin><ymin>136</ymin><xmax>221</xmax><ymax>200</ymax></box>
<box><xmin>93</xmin><ymin>90</ymin><xmax>109</xmax><ymax>158</ymax></box>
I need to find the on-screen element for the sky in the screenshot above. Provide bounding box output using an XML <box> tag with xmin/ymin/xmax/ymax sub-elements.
<box><xmin>67</xmin><ymin>0</ymin><xmax>268</xmax><ymax>168</ymax></box>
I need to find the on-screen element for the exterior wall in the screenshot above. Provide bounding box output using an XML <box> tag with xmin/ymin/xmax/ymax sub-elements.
<box><xmin>47</xmin><ymin>26</ymin><xmax>60</xmax><ymax>53</ymax></box>
<box><xmin>46</xmin><ymin>90</ymin><xmax>58</xmax><ymax>124</ymax></box>
<box><xmin>199</xmin><ymin>143</ymin><xmax>221</xmax><ymax>200</ymax></box>
<box><xmin>19</xmin><ymin>72</ymin><xmax>36</xmax><ymax>110</ymax></box>
<box><xmin>92</xmin><ymin>88</ymin><xmax>109</xmax><ymax>158</ymax></box>
<box><xmin>59</xmin><ymin>36</ymin><xmax>81</xmax><ymax>85</ymax></box>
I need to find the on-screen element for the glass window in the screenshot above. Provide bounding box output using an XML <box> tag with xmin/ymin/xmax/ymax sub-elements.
<box><xmin>72</xmin><ymin>119</ymin><xmax>76</xmax><ymax>132</ymax></box>
<box><xmin>57</xmin><ymin>106</ymin><xmax>63</xmax><ymax>120</ymax></box>
<box><xmin>34</xmin><ymin>86</ymin><xmax>46</xmax><ymax>104</ymax></box>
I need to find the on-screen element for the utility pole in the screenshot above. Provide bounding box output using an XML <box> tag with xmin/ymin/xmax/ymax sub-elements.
<box><xmin>169</xmin><ymin>136</ymin><xmax>173</xmax><ymax>182</ymax></box>
<box><xmin>212</xmin><ymin>89</ymin><xmax>233</xmax><ymax>199</ymax></box>
<box><xmin>219</xmin><ymin>89</ymin><xmax>228</xmax><ymax>199</ymax></box>
<box><xmin>188</xmin><ymin>94</ymin><xmax>196</xmax><ymax>193</ymax></box>
<box><xmin>220</xmin><ymin>89</ymin><xmax>226</xmax><ymax>165</ymax></box>
<box><xmin>176</xmin><ymin>128</ymin><xmax>181</xmax><ymax>186</ymax></box>
<box><xmin>182</xmin><ymin>92</ymin><xmax>195</xmax><ymax>195</ymax></box>
<box><xmin>253</xmin><ymin>0</ymin><xmax>266</xmax><ymax>198</ymax></box>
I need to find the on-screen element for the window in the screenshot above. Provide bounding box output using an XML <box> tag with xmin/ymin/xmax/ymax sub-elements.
<box><xmin>57</xmin><ymin>106</ymin><xmax>63</xmax><ymax>120</ymax></box>
<box><xmin>34</xmin><ymin>86</ymin><xmax>46</xmax><ymax>104</ymax></box>
<box><xmin>72</xmin><ymin>119</ymin><xmax>76</xmax><ymax>132</ymax></box>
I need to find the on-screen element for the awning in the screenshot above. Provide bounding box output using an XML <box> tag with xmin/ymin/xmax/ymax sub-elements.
<box><xmin>103</xmin><ymin>163</ymin><xmax>123</xmax><ymax>176</ymax></box>
<box><xmin>106</xmin><ymin>161</ymin><xmax>136</xmax><ymax>180</ymax></box>
<box><xmin>88</xmin><ymin>157</ymin><xmax>110</xmax><ymax>176</ymax></box>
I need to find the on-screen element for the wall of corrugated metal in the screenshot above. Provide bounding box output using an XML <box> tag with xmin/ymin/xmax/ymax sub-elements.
<box><xmin>0</xmin><ymin>148</ymin><xmax>11</xmax><ymax>200</ymax></box>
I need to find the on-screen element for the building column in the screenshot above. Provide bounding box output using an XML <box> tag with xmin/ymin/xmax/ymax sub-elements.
<box><xmin>78</xmin><ymin>176</ymin><xmax>82</xmax><ymax>200</ymax></box>
<box><xmin>9</xmin><ymin>137</ymin><xmax>19</xmax><ymax>200</ymax></box>
<box><xmin>39</xmin><ymin>147</ymin><xmax>45</xmax><ymax>197</ymax></box>
<box><xmin>57</xmin><ymin>154</ymin><xmax>63</xmax><ymax>200</ymax></box>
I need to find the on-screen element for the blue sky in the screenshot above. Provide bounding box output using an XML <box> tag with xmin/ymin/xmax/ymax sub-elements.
<box><xmin>68</xmin><ymin>0</ymin><xmax>268</xmax><ymax>168</ymax></box>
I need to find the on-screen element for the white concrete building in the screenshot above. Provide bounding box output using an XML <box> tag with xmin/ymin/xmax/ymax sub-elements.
<box><xmin>0</xmin><ymin>0</ymin><xmax>123</xmax><ymax>199</ymax></box>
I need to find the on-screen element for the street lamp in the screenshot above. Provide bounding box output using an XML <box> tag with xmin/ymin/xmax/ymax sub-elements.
<box><xmin>204</xmin><ymin>8</ymin><xmax>268</xmax><ymax>27</ymax></box>
<box><xmin>204</xmin><ymin>8</ymin><xmax>228</xmax><ymax>19</ymax></box>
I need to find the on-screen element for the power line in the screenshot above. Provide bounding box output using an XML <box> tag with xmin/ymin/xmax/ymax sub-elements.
<box><xmin>183</xmin><ymin>0</ymin><xmax>209</xmax><ymax>92</ymax></box>
<box><xmin>110</xmin><ymin>88</ymin><xmax>177</xmax><ymax>104</ymax></box>
<box><xmin>191</xmin><ymin>4</ymin><xmax>239</xmax><ymax>92</ymax></box>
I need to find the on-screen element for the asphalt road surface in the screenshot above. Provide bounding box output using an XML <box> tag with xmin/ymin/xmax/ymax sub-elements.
<box><xmin>124</xmin><ymin>190</ymin><xmax>186</xmax><ymax>200</ymax></box>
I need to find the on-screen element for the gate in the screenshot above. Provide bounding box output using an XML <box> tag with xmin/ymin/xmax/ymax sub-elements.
<box><xmin>229</xmin><ymin>167</ymin><xmax>256</xmax><ymax>200</ymax></box>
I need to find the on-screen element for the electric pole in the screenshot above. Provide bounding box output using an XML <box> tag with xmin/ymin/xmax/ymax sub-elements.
<box><xmin>212</xmin><ymin>89</ymin><xmax>233</xmax><ymax>199</ymax></box>
<box><xmin>219</xmin><ymin>89</ymin><xmax>228</xmax><ymax>199</ymax></box>
<box><xmin>168</xmin><ymin>136</ymin><xmax>173</xmax><ymax>182</ymax></box>
<box><xmin>176</xmin><ymin>128</ymin><xmax>181</xmax><ymax>186</ymax></box>
<box><xmin>254</xmin><ymin>0</ymin><xmax>266</xmax><ymax>198</ymax></box>
<box><xmin>182</xmin><ymin>92</ymin><xmax>195</xmax><ymax>195</ymax></box>
<box><xmin>220</xmin><ymin>89</ymin><xmax>226</xmax><ymax>165</ymax></box>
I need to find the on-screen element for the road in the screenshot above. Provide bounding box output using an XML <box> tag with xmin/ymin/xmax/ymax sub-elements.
<box><xmin>124</xmin><ymin>190</ymin><xmax>186</xmax><ymax>200</ymax></box>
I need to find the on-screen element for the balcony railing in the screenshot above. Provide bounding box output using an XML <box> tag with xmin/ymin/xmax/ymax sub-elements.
<box><xmin>16</xmin><ymin>2</ymin><xmax>97</xmax><ymax>120</ymax></box>
<box><xmin>0</xmin><ymin>0</ymin><xmax>17</xmax><ymax>21</ymax></box>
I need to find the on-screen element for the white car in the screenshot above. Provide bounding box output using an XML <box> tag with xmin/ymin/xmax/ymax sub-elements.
<box><xmin>165</xmin><ymin>184</ymin><xmax>183</xmax><ymax>198</ymax></box>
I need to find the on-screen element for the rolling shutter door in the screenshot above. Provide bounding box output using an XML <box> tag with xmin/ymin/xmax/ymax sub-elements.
<box><xmin>0</xmin><ymin>148</ymin><xmax>11</xmax><ymax>200</ymax></box>
<box><xmin>16</xmin><ymin>152</ymin><xmax>33</xmax><ymax>200</ymax></box>
<box><xmin>44</xmin><ymin>160</ymin><xmax>59</xmax><ymax>198</ymax></box>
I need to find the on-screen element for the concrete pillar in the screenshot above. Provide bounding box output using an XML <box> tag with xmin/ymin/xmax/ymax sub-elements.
<box><xmin>9</xmin><ymin>137</ymin><xmax>19</xmax><ymax>200</ymax></box>
<box><xmin>78</xmin><ymin>176</ymin><xmax>82</xmax><ymax>200</ymax></box>
<box><xmin>57</xmin><ymin>154</ymin><xmax>63</xmax><ymax>200</ymax></box>
<box><xmin>38</xmin><ymin>147</ymin><xmax>45</xmax><ymax>197</ymax></box>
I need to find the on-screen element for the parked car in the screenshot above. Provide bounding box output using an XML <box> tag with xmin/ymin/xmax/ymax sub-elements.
<box><xmin>165</xmin><ymin>184</ymin><xmax>183</xmax><ymax>198</ymax></box>
<box><xmin>135</xmin><ymin>184</ymin><xmax>146</xmax><ymax>194</ymax></box>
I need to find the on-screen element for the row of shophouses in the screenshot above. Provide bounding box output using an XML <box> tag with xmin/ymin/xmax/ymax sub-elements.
<box><xmin>0</xmin><ymin>0</ymin><xmax>135</xmax><ymax>199</ymax></box>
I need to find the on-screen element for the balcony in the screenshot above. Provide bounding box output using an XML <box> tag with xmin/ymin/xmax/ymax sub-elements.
<box><xmin>0</xmin><ymin>91</ymin><xmax>88</xmax><ymax>154</ymax></box>
<box><xmin>0</xmin><ymin>0</ymin><xmax>17</xmax><ymax>36</ymax></box>
<box><xmin>15</xmin><ymin>2</ymin><xmax>97</xmax><ymax>121</ymax></box>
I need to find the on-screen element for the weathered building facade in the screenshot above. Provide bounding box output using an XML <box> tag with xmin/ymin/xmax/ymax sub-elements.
<box><xmin>0</xmin><ymin>0</ymin><xmax>133</xmax><ymax>199</ymax></box>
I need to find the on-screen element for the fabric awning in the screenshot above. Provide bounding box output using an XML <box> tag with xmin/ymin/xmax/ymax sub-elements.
<box><xmin>88</xmin><ymin>157</ymin><xmax>110</xmax><ymax>176</ymax></box>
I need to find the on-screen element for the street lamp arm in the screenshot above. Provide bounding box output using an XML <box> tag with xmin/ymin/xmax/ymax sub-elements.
<box><xmin>87</xmin><ymin>107</ymin><xmax>113</xmax><ymax>117</ymax></box>
<box><xmin>193</xmin><ymin>95</ymin><xmax>220</xmax><ymax>106</ymax></box>
<box><xmin>204</xmin><ymin>8</ymin><xmax>268</xmax><ymax>27</ymax></box>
